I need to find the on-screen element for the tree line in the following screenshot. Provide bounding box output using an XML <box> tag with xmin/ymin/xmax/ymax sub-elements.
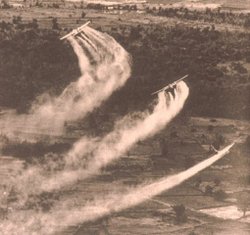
<box><xmin>146</xmin><ymin>7</ymin><xmax>250</xmax><ymax>28</ymax></box>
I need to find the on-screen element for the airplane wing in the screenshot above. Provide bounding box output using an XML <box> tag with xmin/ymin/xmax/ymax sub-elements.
<box><xmin>151</xmin><ymin>84</ymin><xmax>172</xmax><ymax>96</ymax></box>
<box><xmin>77</xmin><ymin>21</ymin><xmax>91</xmax><ymax>31</ymax></box>
<box><xmin>174</xmin><ymin>74</ymin><xmax>189</xmax><ymax>84</ymax></box>
<box><xmin>60</xmin><ymin>21</ymin><xmax>91</xmax><ymax>40</ymax></box>
<box><xmin>151</xmin><ymin>75</ymin><xmax>189</xmax><ymax>96</ymax></box>
<box><xmin>60</xmin><ymin>32</ymin><xmax>74</xmax><ymax>40</ymax></box>
<box><xmin>210</xmin><ymin>142</ymin><xmax>235</xmax><ymax>154</ymax></box>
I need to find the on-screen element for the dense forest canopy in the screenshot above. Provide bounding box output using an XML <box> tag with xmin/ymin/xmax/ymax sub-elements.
<box><xmin>0</xmin><ymin>20</ymin><xmax>249</xmax><ymax>119</ymax></box>
<box><xmin>0</xmin><ymin>23</ymin><xmax>80</xmax><ymax>112</ymax></box>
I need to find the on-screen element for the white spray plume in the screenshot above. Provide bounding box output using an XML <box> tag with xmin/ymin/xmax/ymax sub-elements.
<box><xmin>40</xmin><ymin>81</ymin><xmax>189</xmax><ymax>192</ymax></box>
<box><xmin>0</xmin><ymin>143</ymin><xmax>234</xmax><ymax>235</ymax></box>
<box><xmin>8</xmin><ymin>81</ymin><xmax>188</xmax><ymax>201</ymax></box>
<box><xmin>0</xmin><ymin>27</ymin><xmax>131</xmax><ymax>139</ymax></box>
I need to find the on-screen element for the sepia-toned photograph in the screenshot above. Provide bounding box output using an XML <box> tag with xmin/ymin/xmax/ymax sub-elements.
<box><xmin>0</xmin><ymin>0</ymin><xmax>249</xmax><ymax>234</ymax></box>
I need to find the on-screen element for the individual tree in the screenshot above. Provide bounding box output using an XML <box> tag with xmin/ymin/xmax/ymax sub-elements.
<box><xmin>204</xmin><ymin>185</ymin><xmax>213</xmax><ymax>196</ymax></box>
<box><xmin>52</xmin><ymin>3</ymin><xmax>59</xmax><ymax>9</ymax></box>
<box><xmin>244</xmin><ymin>17</ymin><xmax>250</xmax><ymax>28</ymax></box>
<box><xmin>80</xmin><ymin>1</ymin><xmax>84</xmax><ymax>9</ymax></box>
<box><xmin>81</xmin><ymin>11</ymin><xmax>86</xmax><ymax>18</ymax></box>
<box><xmin>31</xmin><ymin>18</ymin><xmax>39</xmax><ymax>29</ymax></box>
<box><xmin>237</xmin><ymin>191</ymin><xmax>250</xmax><ymax>217</ymax></box>
<box><xmin>160</xmin><ymin>138</ymin><xmax>169</xmax><ymax>158</ymax></box>
<box><xmin>12</xmin><ymin>16</ymin><xmax>22</xmax><ymax>25</ymax></box>
<box><xmin>214</xmin><ymin>189</ymin><xmax>227</xmax><ymax>201</ymax></box>
<box><xmin>244</xmin><ymin>135</ymin><xmax>250</xmax><ymax>152</ymax></box>
<box><xmin>52</xmin><ymin>17</ymin><xmax>59</xmax><ymax>30</ymax></box>
<box><xmin>172</xmin><ymin>204</ymin><xmax>187</xmax><ymax>223</ymax></box>
<box><xmin>2</xmin><ymin>0</ymin><xmax>10</xmax><ymax>9</ymax></box>
<box><xmin>212</xmin><ymin>133</ymin><xmax>225</xmax><ymax>150</ymax></box>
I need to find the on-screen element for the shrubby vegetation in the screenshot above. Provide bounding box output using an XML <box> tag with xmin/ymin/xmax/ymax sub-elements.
<box><xmin>25</xmin><ymin>191</ymin><xmax>60</xmax><ymax>212</ymax></box>
<box><xmin>1</xmin><ymin>141</ymin><xmax>70</xmax><ymax>163</ymax></box>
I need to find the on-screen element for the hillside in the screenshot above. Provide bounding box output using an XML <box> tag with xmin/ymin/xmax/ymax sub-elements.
<box><xmin>0</xmin><ymin>5</ymin><xmax>249</xmax><ymax>235</ymax></box>
<box><xmin>0</xmin><ymin>11</ymin><xmax>249</xmax><ymax>120</ymax></box>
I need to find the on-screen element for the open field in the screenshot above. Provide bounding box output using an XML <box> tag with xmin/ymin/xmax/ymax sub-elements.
<box><xmin>1</xmin><ymin>116</ymin><xmax>249</xmax><ymax>234</ymax></box>
<box><xmin>54</xmin><ymin>116</ymin><xmax>250</xmax><ymax>234</ymax></box>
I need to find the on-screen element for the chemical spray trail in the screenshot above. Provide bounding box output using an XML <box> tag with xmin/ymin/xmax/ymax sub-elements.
<box><xmin>7</xmin><ymin>81</ymin><xmax>188</xmax><ymax>202</ymax></box>
<box><xmin>34</xmin><ymin>33</ymin><xmax>131</xmax><ymax>127</ymax></box>
<box><xmin>40</xmin><ymin>81</ymin><xmax>189</xmax><ymax>192</ymax></box>
<box><xmin>0</xmin><ymin>27</ymin><xmax>131</xmax><ymax>139</ymax></box>
<box><xmin>0</xmin><ymin>28</ymin><xmax>132</xmax><ymax>206</ymax></box>
<box><xmin>0</xmin><ymin>143</ymin><xmax>234</xmax><ymax>235</ymax></box>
